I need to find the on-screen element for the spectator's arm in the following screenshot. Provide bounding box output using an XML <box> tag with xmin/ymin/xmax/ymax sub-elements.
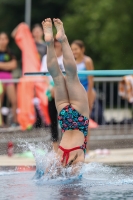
<box><xmin>85</xmin><ymin>56</ymin><xmax>94</xmax><ymax>111</ymax></box>
<box><xmin>0</xmin><ymin>59</ymin><xmax>17</xmax><ymax>71</ymax></box>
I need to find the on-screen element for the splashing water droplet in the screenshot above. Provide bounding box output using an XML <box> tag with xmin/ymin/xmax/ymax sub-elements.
<box><xmin>17</xmin><ymin>141</ymin><xmax>133</xmax><ymax>186</ymax></box>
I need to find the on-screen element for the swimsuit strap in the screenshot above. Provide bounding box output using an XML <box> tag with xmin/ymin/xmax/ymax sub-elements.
<box><xmin>59</xmin><ymin>145</ymin><xmax>81</xmax><ymax>165</ymax></box>
<box><xmin>59</xmin><ymin>136</ymin><xmax>88</xmax><ymax>165</ymax></box>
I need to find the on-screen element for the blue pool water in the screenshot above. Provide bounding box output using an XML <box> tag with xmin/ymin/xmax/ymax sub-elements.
<box><xmin>0</xmin><ymin>142</ymin><xmax>133</xmax><ymax>200</ymax></box>
<box><xmin>0</xmin><ymin>165</ymin><xmax>133</xmax><ymax>200</ymax></box>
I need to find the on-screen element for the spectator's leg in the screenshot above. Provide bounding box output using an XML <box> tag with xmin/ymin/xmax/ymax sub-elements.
<box><xmin>48</xmin><ymin>98</ymin><xmax>59</xmax><ymax>152</ymax></box>
<box><xmin>6</xmin><ymin>84</ymin><xmax>17</xmax><ymax>124</ymax></box>
<box><xmin>0</xmin><ymin>84</ymin><xmax>5</xmax><ymax>126</ymax></box>
<box><xmin>90</xmin><ymin>89</ymin><xmax>96</xmax><ymax>115</ymax></box>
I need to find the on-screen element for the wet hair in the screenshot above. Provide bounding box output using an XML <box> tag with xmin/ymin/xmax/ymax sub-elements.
<box><xmin>32</xmin><ymin>24</ymin><xmax>43</xmax><ymax>31</ymax></box>
<box><xmin>71</xmin><ymin>40</ymin><xmax>85</xmax><ymax>49</ymax></box>
<box><xmin>0</xmin><ymin>32</ymin><xmax>9</xmax><ymax>39</ymax></box>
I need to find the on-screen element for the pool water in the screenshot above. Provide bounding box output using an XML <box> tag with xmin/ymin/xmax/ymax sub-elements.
<box><xmin>0</xmin><ymin>142</ymin><xmax>133</xmax><ymax>200</ymax></box>
<box><xmin>0</xmin><ymin>164</ymin><xmax>133</xmax><ymax>200</ymax></box>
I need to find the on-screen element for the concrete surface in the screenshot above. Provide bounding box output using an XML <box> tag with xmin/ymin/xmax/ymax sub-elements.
<box><xmin>0</xmin><ymin>148</ymin><xmax>133</xmax><ymax>166</ymax></box>
<box><xmin>0</xmin><ymin>125</ymin><xmax>133</xmax><ymax>155</ymax></box>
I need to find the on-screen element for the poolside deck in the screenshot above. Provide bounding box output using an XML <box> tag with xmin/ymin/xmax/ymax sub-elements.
<box><xmin>0</xmin><ymin>125</ymin><xmax>133</xmax><ymax>154</ymax></box>
<box><xmin>0</xmin><ymin>148</ymin><xmax>133</xmax><ymax>166</ymax></box>
<box><xmin>0</xmin><ymin>125</ymin><xmax>133</xmax><ymax>166</ymax></box>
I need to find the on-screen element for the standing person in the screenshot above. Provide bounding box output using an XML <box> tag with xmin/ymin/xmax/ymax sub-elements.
<box><xmin>0</xmin><ymin>32</ymin><xmax>18</xmax><ymax>127</ymax></box>
<box><xmin>32</xmin><ymin>24</ymin><xmax>47</xmax><ymax>128</ymax></box>
<box><xmin>11</xmin><ymin>23</ymin><xmax>50</xmax><ymax>130</ymax></box>
<box><xmin>42</xmin><ymin>18</ymin><xmax>89</xmax><ymax>167</ymax></box>
<box><xmin>71</xmin><ymin>40</ymin><xmax>96</xmax><ymax>114</ymax></box>
<box><xmin>32</xmin><ymin>24</ymin><xmax>47</xmax><ymax>61</ymax></box>
<box><xmin>41</xmin><ymin>38</ymin><xmax>64</xmax><ymax>151</ymax></box>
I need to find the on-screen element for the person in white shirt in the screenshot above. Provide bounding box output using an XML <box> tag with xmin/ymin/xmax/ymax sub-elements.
<box><xmin>41</xmin><ymin>38</ymin><xmax>64</xmax><ymax>152</ymax></box>
<box><xmin>41</xmin><ymin>38</ymin><xmax>64</xmax><ymax>73</ymax></box>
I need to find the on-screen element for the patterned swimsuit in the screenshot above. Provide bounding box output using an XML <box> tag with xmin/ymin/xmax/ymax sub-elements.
<box><xmin>58</xmin><ymin>104</ymin><xmax>89</xmax><ymax>165</ymax></box>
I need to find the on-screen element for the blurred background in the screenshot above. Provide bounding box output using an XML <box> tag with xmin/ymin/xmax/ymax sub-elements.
<box><xmin>0</xmin><ymin>0</ymin><xmax>133</xmax><ymax>158</ymax></box>
<box><xmin>1</xmin><ymin>0</ymin><xmax>133</xmax><ymax>70</ymax></box>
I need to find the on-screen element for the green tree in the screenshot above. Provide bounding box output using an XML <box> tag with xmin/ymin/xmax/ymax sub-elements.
<box><xmin>63</xmin><ymin>0</ymin><xmax>133</xmax><ymax>70</ymax></box>
<box><xmin>0</xmin><ymin>0</ymin><xmax>68</xmax><ymax>33</ymax></box>
<box><xmin>1</xmin><ymin>0</ymin><xmax>133</xmax><ymax>70</ymax></box>
<box><xmin>0</xmin><ymin>0</ymin><xmax>69</xmax><ymax>57</ymax></box>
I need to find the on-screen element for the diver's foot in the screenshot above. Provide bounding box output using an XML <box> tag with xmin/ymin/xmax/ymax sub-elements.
<box><xmin>53</xmin><ymin>18</ymin><xmax>66</xmax><ymax>42</ymax></box>
<box><xmin>42</xmin><ymin>18</ymin><xmax>53</xmax><ymax>44</ymax></box>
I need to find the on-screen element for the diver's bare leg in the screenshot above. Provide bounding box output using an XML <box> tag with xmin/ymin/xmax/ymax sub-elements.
<box><xmin>54</xmin><ymin>18</ymin><xmax>89</xmax><ymax>118</ymax></box>
<box><xmin>54</xmin><ymin>19</ymin><xmax>88</xmax><ymax>166</ymax></box>
<box><xmin>42</xmin><ymin>18</ymin><xmax>69</xmax><ymax>112</ymax></box>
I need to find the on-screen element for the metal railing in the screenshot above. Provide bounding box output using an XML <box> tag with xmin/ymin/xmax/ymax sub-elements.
<box><xmin>93</xmin><ymin>77</ymin><xmax>133</xmax><ymax>133</ymax></box>
<box><xmin>0</xmin><ymin>77</ymin><xmax>133</xmax><ymax>133</ymax></box>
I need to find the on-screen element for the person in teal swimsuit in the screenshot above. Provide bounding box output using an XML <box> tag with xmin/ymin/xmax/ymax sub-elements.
<box><xmin>71</xmin><ymin>40</ymin><xmax>96</xmax><ymax>114</ymax></box>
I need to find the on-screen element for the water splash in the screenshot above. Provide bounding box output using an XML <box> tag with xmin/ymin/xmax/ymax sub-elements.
<box><xmin>18</xmin><ymin>141</ymin><xmax>133</xmax><ymax>186</ymax></box>
<box><xmin>18</xmin><ymin>141</ymin><xmax>83</xmax><ymax>184</ymax></box>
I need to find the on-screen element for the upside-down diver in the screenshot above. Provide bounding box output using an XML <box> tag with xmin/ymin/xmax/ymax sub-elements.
<box><xmin>42</xmin><ymin>18</ymin><xmax>89</xmax><ymax>167</ymax></box>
